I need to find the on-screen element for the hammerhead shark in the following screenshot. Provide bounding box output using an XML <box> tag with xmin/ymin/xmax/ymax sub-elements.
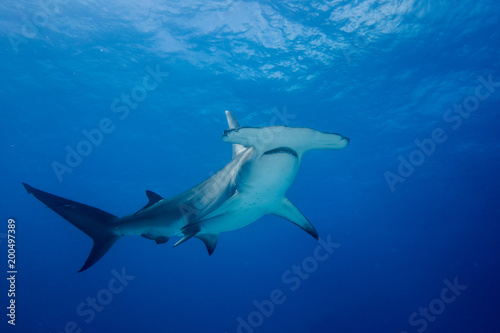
<box><xmin>23</xmin><ymin>111</ymin><xmax>349</xmax><ymax>271</ymax></box>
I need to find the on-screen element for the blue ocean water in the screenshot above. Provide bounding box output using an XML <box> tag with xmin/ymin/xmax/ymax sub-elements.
<box><xmin>1</xmin><ymin>0</ymin><xmax>500</xmax><ymax>332</ymax></box>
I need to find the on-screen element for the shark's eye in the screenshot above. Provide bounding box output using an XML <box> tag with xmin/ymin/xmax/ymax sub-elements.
<box><xmin>223</xmin><ymin>129</ymin><xmax>235</xmax><ymax>136</ymax></box>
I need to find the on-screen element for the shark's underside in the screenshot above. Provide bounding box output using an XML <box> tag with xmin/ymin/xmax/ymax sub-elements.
<box><xmin>23</xmin><ymin>111</ymin><xmax>349</xmax><ymax>271</ymax></box>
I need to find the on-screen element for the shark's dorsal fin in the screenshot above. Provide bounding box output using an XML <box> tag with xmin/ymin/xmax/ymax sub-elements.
<box><xmin>271</xmin><ymin>198</ymin><xmax>319</xmax><ymax>240</ymax></box>
<box><xmin>146</xmin><ymin>190</ymin><xmax>163</xmax><ymax>203</ymax></box>
<box><xmin>225</xmin><ymin>110</ymin><xmax>246</xmax><ymax>158</ymax></box>
<box><xmin>134</xmin><ymin>190</ymin><xmax>164</xmax><ymax>215</ymax></box>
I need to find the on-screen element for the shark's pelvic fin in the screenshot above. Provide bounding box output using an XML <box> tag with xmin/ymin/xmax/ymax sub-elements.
<box><xmin>225</xmin><ymin>110</ymin><xmax>246</xmax><ymax>158</ymax></box>
<box><xmin>134</xmin><ymin>190</ymin><xmax>164</xmax><ymax>215</ymax></box>
<box><xmin>22</xmin><ymin>183</ymin><xmax>121</xmax><ymax>272</ymax></box>
<box><xmin>271</xmin><ymin>198</ymin><xmax>319</xmax><ymax>240</ymax></box>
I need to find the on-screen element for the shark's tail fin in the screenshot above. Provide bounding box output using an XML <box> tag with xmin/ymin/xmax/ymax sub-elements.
<box><xmin>22</xmin><ymin>183</ymin><xmax>121</xmax><ymax>272</ymax></box>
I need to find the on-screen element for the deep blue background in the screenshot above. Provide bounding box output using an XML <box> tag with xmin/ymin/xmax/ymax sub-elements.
<box><xmin>1</xmin><ymin>0</ymin><xmax>499</xmax><ymax>332</ymax></box>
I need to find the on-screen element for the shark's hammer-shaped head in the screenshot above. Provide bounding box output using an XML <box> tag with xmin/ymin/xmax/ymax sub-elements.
<box><xmin>222</xmin><ymin>125</ymin><xmax>349</xmax><ymax>158</ymax></box>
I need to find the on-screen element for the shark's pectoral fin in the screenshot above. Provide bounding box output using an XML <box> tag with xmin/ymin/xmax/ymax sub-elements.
<box><xmin>271</xmin><ymin>198</ymin><xmax>319</xmax><ymax>240</ymax></box>
<box><xmin>196</xmin><ymin>233</ymin><xmax>219</xmax><ymax>255</ymax></box>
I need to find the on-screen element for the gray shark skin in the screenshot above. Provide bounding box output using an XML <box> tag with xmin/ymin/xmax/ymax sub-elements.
<box><xmin>23</xmin><ymin>111</ymin><xmax>349</xmax><ymax>272</ymax></box>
